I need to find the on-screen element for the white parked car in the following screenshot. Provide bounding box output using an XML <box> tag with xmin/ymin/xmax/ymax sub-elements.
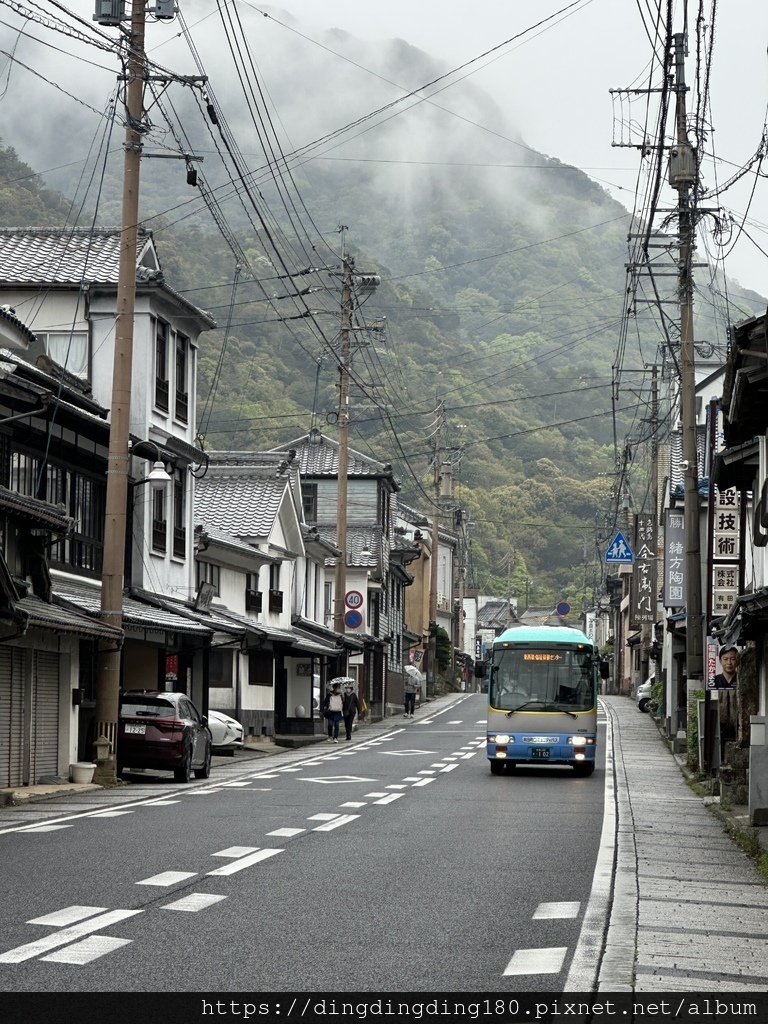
<box><xmin>207</xmin><ymin>710</ymin><xmax>244</xmax><ymax>753</ymax></box>
<box><xmin>636</xmin><ymin>677</ymin><xmax>653</xmax><ymax>713</ymax></box>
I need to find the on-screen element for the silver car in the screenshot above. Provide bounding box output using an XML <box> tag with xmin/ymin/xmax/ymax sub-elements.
<box><xmin>636</xmin><ymin>677</ymin><xmax>653</xmax><ymax>713</ymax></box>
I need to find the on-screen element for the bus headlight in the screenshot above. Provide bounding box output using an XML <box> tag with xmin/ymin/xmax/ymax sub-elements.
<box><xmin>490</xmin><ymin>733</ymin><xmax>511</xmax><ymax>744</ymax></box>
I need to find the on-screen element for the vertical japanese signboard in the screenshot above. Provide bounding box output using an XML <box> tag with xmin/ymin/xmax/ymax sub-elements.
<box><xmin>631</xmin><ymin>513</ymin><xmax>657</xmax><ymax>627</ymax></box>
<box><xmin>711</xmin><ymin>487</ymin><xmax>740</xmax><ymax>618</ymax></box>
<box><xmin>664</xmin><ymin>509</ymin><xmax>685</xmax><ymax>608</ymax></box>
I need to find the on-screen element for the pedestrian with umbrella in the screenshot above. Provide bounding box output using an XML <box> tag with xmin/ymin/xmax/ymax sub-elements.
<box><xmin>342</xmin><ymin>681</ymin><xmax>360</xmax><ymax>741</ymax></box>
<box><xmin>322</xmin><ymin>678</ymin><xmax>347</xmax><ymax>743</ymax></box>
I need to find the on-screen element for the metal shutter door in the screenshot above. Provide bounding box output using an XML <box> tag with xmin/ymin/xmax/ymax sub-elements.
<box><xmin>31</xmin><ymin>651</ymin><xmax>60</xmax><ymax>782</ymax></box>
<box><xmin>0</xmin><ymin>647</ymin><xmax>25</xmax><ymax>788</ymax></box>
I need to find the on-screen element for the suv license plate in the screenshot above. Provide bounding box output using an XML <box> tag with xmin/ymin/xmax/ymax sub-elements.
<box><xmin>531</xmin><ymin>747</ymin><xmax>550</xmax><ymax>759</ymax></box>
<box><xmin>125</xmin><ymin>723</ymin><xmax>146</xmax><ymax>735</ymax></box>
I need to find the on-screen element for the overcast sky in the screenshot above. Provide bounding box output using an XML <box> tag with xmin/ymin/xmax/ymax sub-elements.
<box><xmin>262</xmin><ymin>0</ymin><xmax>768</xmax><ymax>297</ymax></box>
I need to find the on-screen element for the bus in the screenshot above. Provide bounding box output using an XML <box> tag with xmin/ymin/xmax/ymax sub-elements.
<box><xmin>484</xmin><ymin>624</ymin><xmax>606</xmax><ymax>776</ymax></box>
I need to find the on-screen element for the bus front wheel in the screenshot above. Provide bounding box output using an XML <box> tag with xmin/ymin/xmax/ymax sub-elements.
<box><xmin>573</xmin><ymin>761</ymin><xmax>595</xmax><ymax>777</ymax></box>
<box><xmin>490</xmin><ymin>760</ymin><xmax>504</xmax><ymax>775</ymax></box>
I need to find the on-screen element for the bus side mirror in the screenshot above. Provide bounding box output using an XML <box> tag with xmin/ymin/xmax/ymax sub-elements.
<box><xmin>599</xmin><ymin>661</ymin><xmax>610</xmax><ymax>680</ymax></box>
<box><xmin>474</xmin><ymin>661</ymin><xmax>487</xmax><ymax>678</ymax></box>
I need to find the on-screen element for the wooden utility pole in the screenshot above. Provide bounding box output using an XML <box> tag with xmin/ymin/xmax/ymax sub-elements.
<box><xmin>94</xmin><ymin>0</ymin><xmax>147</xmax><ymax>782</ymax></box>
<box><xmin>670</xmin><ymin>32</ymin><xmax>704</xmax><ymax>692</ymax></box>
<box><xmin>333</xmin><ymin>252</ymin><xmax>353</xmax><ymax>636</ymax></box>
<box><xmin>427</xmin><ymin>400</ymin><xmax>443</xmax><ymax>695</ymax></box>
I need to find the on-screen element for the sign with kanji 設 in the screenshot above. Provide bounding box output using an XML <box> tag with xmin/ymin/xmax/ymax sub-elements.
<box><xmin>711</xmin><ymin>486</ymin><xmax>740</xmax><ymax>619</ymax></box>
<box><xmin>664</xmin><ymin>509</ymin><xmax>685</xmax><ymax>608</ymax></box>
<box><xmin>605</xmin><ymin>531</ymin><xmax>634</xmax><ymax>564</ymax></box>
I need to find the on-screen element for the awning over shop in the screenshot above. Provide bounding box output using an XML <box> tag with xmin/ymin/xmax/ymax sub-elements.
<box><xmin>711</xmin><ymin>438</ymin><xmax>759</xmax><ymax>492</ymax></box>
<box><xmin>717</xmin><ymin>586</ymin><xmax>768</xmax><ymax>646</ymax></box>
<box><xmin>2</xmin><ymin>593</ymin><xmax>123</xmax><ymax>643</ymax></box>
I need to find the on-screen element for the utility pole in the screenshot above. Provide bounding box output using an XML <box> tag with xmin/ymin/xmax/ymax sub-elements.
<box><xmin>333</xmin><ymin>249</ymin><xmax>353</xmax><ymax>637</ymax></box>
<box><xmin>94</xmin><ymin>0</ymin><xmax>147</xmax><ymax>782</ymax></box>
<box><xmin>670</xmin><ymin>32</ymin><xmax>704</xmax><ymax>692</ymax></box>
<box><xmin>427</xmin><ymin>399</ymin><xmax>444</xmax><ymax>696</ymax></box>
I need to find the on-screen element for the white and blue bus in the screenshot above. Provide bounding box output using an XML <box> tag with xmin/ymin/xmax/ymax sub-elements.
<box><xmin>485</xmin><ymin>625</ymin><xmax>606</xmax><ymax>776</ymax></box>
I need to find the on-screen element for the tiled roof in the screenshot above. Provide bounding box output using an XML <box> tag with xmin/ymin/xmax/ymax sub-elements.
<box><xmin>12</xmin><ymin>593</ymin><xmax>123</xmax><ymax>641</ymax></box>
<box><xmin>270</xmin><ymin>430</ymin><xmax>396</xmax><ymax>482</ymax></box>
<box><xmin>52</xmin><ymin>576</ymin><xmax>212</xmax><ymax>636</ymax></box>
<box><xmin>195</xmin><ymin>473</ymin><xmax>286</xmax><ymax>538</ymax></box>
<box><xmin>0</xmin><ymin>229</ymin><xmax>216</xmax><ymax>328</ymax></box>
<box><xmin>0</xmin><ymin>486</ymin><xmax>73</xmax><ymax>533</ymax></box>
<box><xmin>315</xmin><ymin>524</ymin><xmax>379</xmax><ymax>568</ymax></box>
<box><xmin>0</xmin><ymin>304</ymin><xmax>35</xmax><ymax>346</ymax></box>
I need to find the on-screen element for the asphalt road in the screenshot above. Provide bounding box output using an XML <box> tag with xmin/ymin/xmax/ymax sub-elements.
<box><xmin>0</xmin><ymin>694</ymin><xmax>607</xmax><ymax>993</ymax></box>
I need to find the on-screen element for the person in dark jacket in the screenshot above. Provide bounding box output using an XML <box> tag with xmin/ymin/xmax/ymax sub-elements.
<box><xmin>342</xmin><ymin>684</ymin><xmax>360</xmax><ymax>741</ymax></box>
<box><xmin>322</xmin><ymin>682</ymin><xmax>344</xmax><ymax>743</ymax></box>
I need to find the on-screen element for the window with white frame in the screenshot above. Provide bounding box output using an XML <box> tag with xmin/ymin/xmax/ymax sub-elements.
<box><xmin>175</xmin><ymin>333</ymin><xmax>189</xmax><ymax>423</ymax></box>
<box><xmin>154</xmin><ymin>318</ymin><xmax>169</xmax><ymax>411</ymax></box>
<box><xmin>196</xmin><ymin>561</ymin><xmax>220</xmax><ymax>595</ymax></box>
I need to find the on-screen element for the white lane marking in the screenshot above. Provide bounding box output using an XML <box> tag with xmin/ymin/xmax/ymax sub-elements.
<box><xmin>373</xmin><ymin>794</ymin><xmax>403</xmax><ymax>805</ymax></box>
<box><xmin>89</xmin><ymin>810</ymin><xmax>134</xmax><ymax>817</ymax></box>
<box><xmin>475</xmin><ymin>719</ymin><xmax>486</xmax><ymax>724</ymax></box>
<box><xmin>221</xmin><ymin>781</ymin><xmax>252</xmax><ymax>788</ymax></box>
<box><xmin>503</xmin><ymin>947</ymin><xmax>568</xmax><ymax>976</ymax></box>
<box><xmin>308</xmin><ymin>813</ymin><xmax>339</xmax><ymax>821</ymax></box>
<box><xmin>440</xmin><ymin>764</ymin><xmax>458</xmax><ymax>773</ymax></box>
<box><xmin>21</xmin><ymin>824</ymin><xmax>73</xmax><ymax>832</ymax></box>
<box><xmin>382</xmin><ymin>749</ymin><xmax>437</xmax><ymax>756</ymax></box>
<box><xmin>188</xmin><ymin>788</ymin><xmax>223</xmax><ymax>795</ymax></box>
<box><xmin>144</xmin><ymin>800</ymin><xmax>180</xmax><ymax>806</ymax></box>
<box><xmin>250</xmin><ymin>773</ymin><xmax>279</xmax><ymax>779</ymax></box>
<box><xmin>420</xmin><ymin>719</ymin><xmax>434</xmax><ymax>724</ymax></box>
<box><xmin>207</xmin><ymin>849</ymin><xmax>283</xmax><ymax>875</ymax></box>
<box><xmin>533</xmin><ymin>902</ymin><xmax>581</xmax><ymax>920</ymax></box>
<box><xmin>29</xmin><ymin>907</ymin><xmax>106</xmax><ymax>927</ymax></box>
<box><xmin>312</xmin><ymin>814</ymin><xmax>360</xmax><ymax>831</ymax></box>
<box><xmin>364</xmin><ymin>791</ymin><xmax>388</xmax><ymax>798</ymax></box>
<box><xmin>300</xmin><ymin>774</ymin><xmax>376</xmax><ymax>784</ymax></box>
<box><xmin>0</xmin><ymin>909</ymin><xmax>142</xmax><ymax>964</ymax></box>
<box><xmin>267</xmin><ymin>827</ymin><xmax>305</xmax><ymax>837</ymax></box>
<box><xmin>136</xmin><ymin>871</ymin><xmax>196</xmax><ymax>887</ymax></box>
<box><xmin>430</xmin><ymin>763</ymin><xmax>448</xmax><ymax>768</ymax></box>
<box><xmin>448</xmin><ymin>720</ymin><xmax>463</xmax><ymax>724</ymax></box>
<box><xmin>339</xmin><ymin>802</ymin><xmax>367</xmax><ymax>808</ymax></box>
<box><xmin>461</xmin><ymin>752</ymin><xmax>477</xmax><ymax>759</ymax></box>
<box><xmin>41</xmin><ymin>935</ymin><xmax>132</xmax><ymax>964</ymax></box>
<box><xmin>402</xmin><ymin>776</ymin><xmax>422</xmax><ymax>782</ymax></box>
<box><xmin>412</xmin><ymin>778</ymin><xmax>434</xmax><ymax>787</ymax></box>
<box><xmin>417</xmin><ymin>770</ymin><xmax>436</xmax><ymax>775</ymax></box>
<box><xmin>278</xmin><ymin>768</ymin><xmax>303</xmax><ymax>773</ymax></box>
<box><xmin>212</xmin><ymin>846</ymin><xmax>259</xmax><ymax>858</ymax></box>
<box><xmin>386</xmin><ymin>784</ymin><xmax>408</xmax><ymax>790</ymax></box>
<box><xmin>161</xmin><ymin>894</ymin><xmax>227</xmax><ymax>912</ymax></box>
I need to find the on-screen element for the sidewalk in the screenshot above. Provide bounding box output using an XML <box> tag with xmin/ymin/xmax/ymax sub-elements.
<box><xmin>599</xmin><ymin>694</ymin><xmax>768</xmax><ymax>992</ymax></box>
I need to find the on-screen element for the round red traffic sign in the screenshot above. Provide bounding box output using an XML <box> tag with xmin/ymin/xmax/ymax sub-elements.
<box><xmin>345</xmin><ymin>590</ymin><xmax>364</xmax><ymax>609</ymax></box>
<box><xmin>344</xmin><ymin>609</ymin><xmax>363</xmax><ymax>629</ymax></box>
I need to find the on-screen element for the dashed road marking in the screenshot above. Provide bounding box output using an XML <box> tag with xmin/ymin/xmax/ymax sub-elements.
<box><xmin>136</xmin><ymin>871</ymin><xmax>196</xmax><ymax>887</ymax></box>
<box><xmin>20</xmin><ymin>824</ymin><xmax>73</xmax><ymax>832</ymax></box>
<box><xmin>312</xmin><ymin>814</ymin><xmax>360</xmax><ymax>832</ymax></box>
<box><xmin>373</xmin><ymin>794</ymin><xmax>403</xmax><ymax>805</ymax></box>
<box><xmin>412</xmin><ymin>778</ymin><xmax>434</xmax><ymax>787</ymax></box>
<box><xmin>207</xmin><ymin>848</ymin><xmax>282</xmax><ymax>875</ymax></box>
<box><xmin>161</xmin><ymin>894</ymin><xmax>227</xmax><ymax>913</ymax></box>
<box><xmin>29</xmin><ymin>906</ymin><xmax>106</xmax><ymax>928</ymax></box>
<box><xmin>212</xmin><ymin>846</ymin><xmax>259</xmax><ymax>858</ymax></box>
<box><xmin>0</xmin><ymin>908</ymin><xmax>142</xmax><ymax>964</ymax></box>
<box><xmin>503</xmin><ymin>947</ymin><xmax>567</xmax><ymax>976</ymax></box>
<box><xmin>41</xmin><ymin>935</ymin><xmax>132</xmax><ymax>965</ymax></box>
<box><xmin>533</xmin><ymin>901</ymin><xmax>581</xmax><ymax>919</ymax></box>
<box><xmin>267</xmin><ymin>827</ymin><xmax>305</xmax><ymax>837</ymax></box>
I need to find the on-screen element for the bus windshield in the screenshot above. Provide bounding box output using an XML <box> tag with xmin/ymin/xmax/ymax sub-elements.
<box><xmin>489</xmin><ymin>646</ymin><xmax>595</xmax><ymax>714</ymax></box>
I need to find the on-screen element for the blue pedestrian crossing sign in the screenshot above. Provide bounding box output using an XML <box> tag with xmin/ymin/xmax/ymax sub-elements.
<box><xmin>605</xmin><ymin>531</ymin><xmax>634</xmax><ymax>564</ymax></box>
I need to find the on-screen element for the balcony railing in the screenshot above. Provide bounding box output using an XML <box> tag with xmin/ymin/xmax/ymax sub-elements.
<box><xmin>175</xmin><ymin>389</ymin><xmax>189</xmax><ymax>424</ymax></box>
<box><xmin>246</xmin><ymin>589</ymin><xmax>262</xmax><ymax>613</ymax></box>
<box><xmin>268</xmin><ymin>589</ymin><xmax>283</xmax><ymax>613</ymax></box>
<box><xmin>152</xmin><ymin>520</ymin><xmax>167</xmax><ymax>553</ymax></box>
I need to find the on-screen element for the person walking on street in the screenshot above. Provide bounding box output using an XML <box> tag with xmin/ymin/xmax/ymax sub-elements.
<box><xmin>322</xmin><ymin>682</ymin><xmax>344</xmax><ymax>743</ymax></box>
<box><xmin>404</xmin><ymin>671</ymin><xmax>419</xmax><ymax>718</ymax></box>
<box><xmin>342</xmin><ymin>684</ymin><xmax>360</xmax><ymax>741</ymax></box>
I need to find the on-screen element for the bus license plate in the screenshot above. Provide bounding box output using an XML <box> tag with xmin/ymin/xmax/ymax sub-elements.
<box><xmin>531</xmin><ymin>747</ymin><xmax>550</xmax><ymax>759</ymax></box>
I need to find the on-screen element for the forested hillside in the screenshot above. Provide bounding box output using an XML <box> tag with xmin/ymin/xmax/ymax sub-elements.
<box><xmin>0</xmin><ymin>14</ymin><xmax>764</xmax><ymax>611</ymax></box>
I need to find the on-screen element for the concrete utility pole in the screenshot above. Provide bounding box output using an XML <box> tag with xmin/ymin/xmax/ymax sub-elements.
<box><xmin>333</xmin><ymin>251</ymin><xmax>353</xmax><ymax>636</ymax></box>
<box><xmin>670</xmin><ymin>32</ymin><xmax>704</xmax><ymax>691</ymax></box>
<box><xmin>94</xmin><ymin>0</ymin><xmax>147</xmax><ymax>782</ymax></box>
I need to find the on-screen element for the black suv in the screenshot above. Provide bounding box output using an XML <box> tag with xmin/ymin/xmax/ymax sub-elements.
<box><xmin>118</xmin><ymin>691</ymin><xmax>212</xmax><ymax>782</ymax></box>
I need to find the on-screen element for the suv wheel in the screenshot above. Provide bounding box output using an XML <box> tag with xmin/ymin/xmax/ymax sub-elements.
<box><xmin>194</xmin><ymin>742</ymin><xmax>212</xmax><ymax>779</ymax></box>
<box><xmin>638</xmin><ymin>697</ymin><xmax>650</xmax><ymax>713</ymax></box>
<box><xmin>174</xmin><ymin>747</ymin><xmax>193</xmax><ymax>783</ymax></box>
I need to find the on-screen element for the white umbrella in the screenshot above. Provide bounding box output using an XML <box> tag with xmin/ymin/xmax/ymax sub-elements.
<box><xmin>404</xmin><ymin>665</ymin><xmax>422</xmax><ymax>681</ymax></box>
<box><xmin>329</xmin><ymin>676</ymin><xmax>356</xmax><ymax>688</ymax></box>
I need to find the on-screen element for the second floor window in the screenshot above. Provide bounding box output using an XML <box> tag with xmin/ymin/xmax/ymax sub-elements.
<box><xmin>42</xmin><ymin>332</ymin><xmax>89</xmax><ymax>379</ymax></box>
<box><xmin>173</xmin><ymin>469</ymin><xmax>186</xmax><ymax>558</ymax></box>
<box><xmin>302</xmin><ymin>483</ymin><xmax>317</xmax><ymax>522</ymax></box>
<box><xmin>196</xmin><ymin>560</ymin><xmax>220</xmax><ymax>596</ymax></box>
<box><xmin>175</xmin><ymin>334</ymin><xmax>189</xmax><ymax>424</ymax></box>
<box><xmin>155</xmin><ymin>319</ymin><xmax>169</xmax><ymax>411</ymax></box>
<box><xmin>151</xmin><ymin>487</ymin><xmax>167</xmax><ymax>553</ymax></box>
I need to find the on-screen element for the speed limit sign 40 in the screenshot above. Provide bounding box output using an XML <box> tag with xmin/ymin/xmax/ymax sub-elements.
<box><xmin>345</xmin><ymin>590</ymin><xmax>364</xmax><ymax>609</ymax></box>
